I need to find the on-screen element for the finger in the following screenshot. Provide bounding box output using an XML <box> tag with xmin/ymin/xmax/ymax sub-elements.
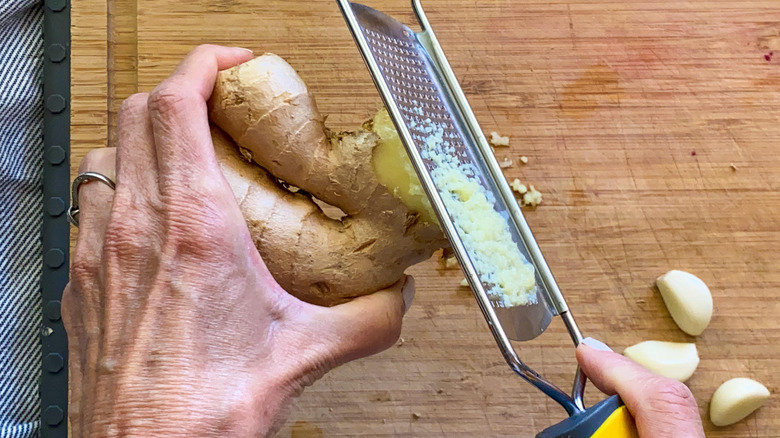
<box><xmin>67</xmin><ymin>148</ymin><xmax>116</xmax><ymax>435</ymax></box>
<box><xmin>70</xmin><ymin>147</ymin><xmax>116</xmax><ymax>344</ymax></box>
<box><xmin>147</xmin><ymin>45</ymin><xmax>254</xmax><ymax>185</ymax></box>
<box><xmin>115</xmin><ymin>93</ymin><xmax>158</xmax><ymax>195</ymax></box>
<box><xmin>73</xmin><ymin>147</ymin><xmax>117</xmax><ymax>266</ymax></box>
<box><xmin>169</xmin><ymin>44</ymin><xmax>254</xmax><ymax>101</ymax></box>
<box><xmin>298</xmin><ymin>276</ymin><xmax>414</xmax><ymax>364</ymax></box>
<box><xmin>576</xmin><ymin>343</ymin><xmax>705</xmax><ymax>438</ymax></box>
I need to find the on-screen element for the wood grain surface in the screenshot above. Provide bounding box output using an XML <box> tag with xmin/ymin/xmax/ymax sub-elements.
<box><xmin>71</xmin><ymin>0</ymin><xmax>780</xmax><ymax>436</ymax></box>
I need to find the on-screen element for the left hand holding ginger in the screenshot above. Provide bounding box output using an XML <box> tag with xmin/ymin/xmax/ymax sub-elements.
<box><xmin>63</xmin><ymin>45</ymin><xmax>413</xmax><ymax>437</ymax></box>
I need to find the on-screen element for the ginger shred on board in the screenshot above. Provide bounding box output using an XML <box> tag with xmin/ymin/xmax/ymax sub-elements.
<box><xmin>522</xmin><ymin>185</ymin><xmax>542</xmax><ymax>207</ymax></box>
<box><xmin>510</xmin><ymin>179</ymin><xmax>527</xmax><ymax>194</ymax></box>
<box><xmin>489</xmin><ymin>131</ymin><xmax>510</xmax><ymax>146</ymax></box>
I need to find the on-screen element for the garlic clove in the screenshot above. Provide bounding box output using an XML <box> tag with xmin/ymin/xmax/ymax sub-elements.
<box><xmin>623</xmin><ymin>341</ymin><xmax>700</xmax><ymax>382</ymax></box>
<box><xmin>710</xmin><ymin>378</ymin><xmax>770</xmax><ymax>427</ymax></box>
<box><xmin>656</xmin><ymin>270</ymin><xmax>713</xmax><ymax>336</ymax></box>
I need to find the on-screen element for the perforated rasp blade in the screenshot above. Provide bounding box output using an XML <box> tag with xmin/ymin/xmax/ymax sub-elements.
<box><xmin>338</xmin><ymin>1</ymin><xmax>571</xmax><ymax>342</ymax></box>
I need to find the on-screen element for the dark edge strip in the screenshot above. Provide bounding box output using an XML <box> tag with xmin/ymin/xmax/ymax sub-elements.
<box><xmin>41</xmin><ymin>0</ymin><xmax>70</xmax><ymax>436</ymax></box>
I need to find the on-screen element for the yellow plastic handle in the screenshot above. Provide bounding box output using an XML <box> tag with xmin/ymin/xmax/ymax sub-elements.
<box><xmin>536</xmin><ymin>395</ymin><xmax>638</xmax><ymax>438</ymax></box>
<box><xmin>590</xmin><ymin>405</ymin><xmax>639</xmax><ymax>438</ymax></box>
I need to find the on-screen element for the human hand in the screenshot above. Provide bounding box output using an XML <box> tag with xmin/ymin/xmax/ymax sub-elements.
<box><xmin>63</xmin><ymin>45</ymin><xmax>414</xmax><ymax>437</ymax></box>
<box><xmin>576</xmin><ymin>338</ymin><xmax>705</xmax><ymax>438</ymax></box>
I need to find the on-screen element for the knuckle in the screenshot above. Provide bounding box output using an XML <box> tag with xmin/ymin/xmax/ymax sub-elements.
<box><xmin>162</xmin><ymin>186</ymin><xmax>235</xmax><ymax>252</ymax></box>
<box><xmin>102</xmin><ymin>196</ymin><xmax>155</xmax><ymax>256</ymax></box>
<box><xmin>638</xmin><ymin>378</ymin><xmax>703</xmax><ymax>435</ymax></box>
<box><xmin>165</xmin><ymin>176</ymin><xmax>229</xmax><ymax>215</ymax></box>
<box><xmin>78</xmin><ymin>147</ymin><xmax>113</xmax><ymax>174</ymax></box>
<box><xmin>60</xmin><ymin>284</ymin><xmax>77</xmax><ymax>323</ymax></box>
<box><xmin>103</xmin><ymin>223</ymin><xmax>153</xmax><ymax>263</ymax></box>
<box><xmin>108</xmin><ymin>182</ymin><xmax>237</xmax><ymax>259</ymax></box>
<box><xmin>148</xmin><ymin>81</ymin><xmax>197</xmax><ymax>116</ymax></box>
<box><xmin>170</xmin><ymin>201</ymin><xmax>232</xmax><ymax>249</ymax></box>
<box><xmin>70</xmin><ymin>251</ymin><xmax>99</xmax><ymax>288</ymax></box>
<box><xmin>118</xmin><ymin>92</ymin><xmax>149</xmax><ymax>116</ymax></box>
<box><xmin>61</xmin><ymin>284</ymin><xmax>87</xmax><ymax>341</ymax></box>
<box><xmin>647</xmin><ymin>378</ymin><xmax>698</xmax><ymax>411</ymax></box>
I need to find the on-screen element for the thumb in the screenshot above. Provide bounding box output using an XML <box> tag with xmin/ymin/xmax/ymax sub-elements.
<box><xmin>297</xmin><ymin>276</ymin><xmax>414</xmax><ymax>365</ymax></box>
<box><xmin>576</xmin><ymin>338</ymin><xmax>705</xmax><ymax>438</ymax></box>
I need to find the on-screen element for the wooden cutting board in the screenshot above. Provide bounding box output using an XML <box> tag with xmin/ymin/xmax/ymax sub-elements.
<box><xmin>71</xmin><ymin>0</ymin><xmax>780</xmax><ymax>436</ymax></box>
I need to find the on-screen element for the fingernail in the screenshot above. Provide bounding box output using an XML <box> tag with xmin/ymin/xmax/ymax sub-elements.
<box><xmin>582</xmin><ymin>337</ymin><xmax>613</xmax><ymax>352</ymax></box>
<box><xmin>237</xmin><ymin>47</ymin><xmax>254</xmax><ymax>54</ymax></box>
<box><xmin>402</xmin><ymin>276</ymin><xmax>416</xmax><ymax>315</ymax></box>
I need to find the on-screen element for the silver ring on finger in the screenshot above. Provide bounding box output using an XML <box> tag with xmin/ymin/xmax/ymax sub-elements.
<box><xmin>67</xmin><ymin>172</ymin><xmax>116</xmax><ymax>228</ymax></box>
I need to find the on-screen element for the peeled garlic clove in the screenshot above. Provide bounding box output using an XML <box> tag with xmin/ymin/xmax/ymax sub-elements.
<box><xmin>656</xmin><ymin>270</ymin><xmax>713</xmax><ymax>336</ymax></box>
<box><xmin>623</xmin><ymin>341</ymin><xmax>699</xmax><ymax>382</ymax></box>
<box><xmin>710</xmin><ymin>378</ymin><xmax>770</xmax><ymax>427</ymax></box>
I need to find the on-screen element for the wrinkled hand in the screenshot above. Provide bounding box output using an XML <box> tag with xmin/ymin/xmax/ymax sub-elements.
<box><xmin>63</xmin><ymin>45</ymin><xmax>413</xmax><ymax>437</ymax></box>
<box><xmin>577</xmin><ymin>339</ymin><xmax>705</xmax><ymax>438</ymax></box>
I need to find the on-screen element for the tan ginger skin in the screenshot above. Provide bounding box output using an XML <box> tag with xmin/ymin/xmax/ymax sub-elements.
<box><xmin>209</xmin><ymin>54</ymin><xmax>447</xmax><ymax>306</ymax></box>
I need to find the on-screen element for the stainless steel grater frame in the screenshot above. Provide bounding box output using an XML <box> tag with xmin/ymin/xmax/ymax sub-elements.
<box><xmin>338</xmin><ymin>0</ymin><xmax>587</xmax><ymax>415</ymax></box>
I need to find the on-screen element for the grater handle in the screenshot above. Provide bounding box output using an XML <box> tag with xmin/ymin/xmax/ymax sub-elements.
<box><xmin>536</xmin><ymin>395</ymin><xmax>639</xmax><ymax>438</ymax></box>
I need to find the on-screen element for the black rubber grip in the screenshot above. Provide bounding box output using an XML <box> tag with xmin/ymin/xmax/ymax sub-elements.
<box><xmin>536</xmin><ymin>395</ymin><xmax>624</xmax><ymax>438</ymax></box>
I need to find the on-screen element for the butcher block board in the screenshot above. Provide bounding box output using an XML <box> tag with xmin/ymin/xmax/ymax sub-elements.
<box><xmin>71</xmin><ymin>0</ymin><xmax>780</xmax><ymax>436</ymax></box>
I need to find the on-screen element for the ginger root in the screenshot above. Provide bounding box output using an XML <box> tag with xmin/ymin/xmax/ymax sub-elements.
<box><xmin>208</xmin><ymin>54</ymin><xmax>447</xmax><ymax>306</ymax></box>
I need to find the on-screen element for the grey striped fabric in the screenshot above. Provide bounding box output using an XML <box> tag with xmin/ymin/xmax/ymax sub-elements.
<box><xmin>0</xmin><ymin>1</ymin><xmax>44</xmax><ymax>437</ymax></box>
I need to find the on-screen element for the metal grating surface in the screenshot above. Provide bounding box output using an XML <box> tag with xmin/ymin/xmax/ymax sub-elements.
<box><xmin>342</xmin><ymin>1</ymin><xmax>559</xmax><ymax>340</ymax></box>
<box><xmin>354</xmin><ymin>11</ymin><xmax>541</xmax><ymax>309</ymax></box>
<box><xmin>360</xmin><ymin>27</ymin><xmax>470</xmax><ymax>171</ymax></box>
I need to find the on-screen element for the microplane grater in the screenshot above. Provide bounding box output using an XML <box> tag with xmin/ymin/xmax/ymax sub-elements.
<box><xmin>337</xmin><ymin>0</ymin><xmax>589</xmax><ymax>416</ymax></box>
